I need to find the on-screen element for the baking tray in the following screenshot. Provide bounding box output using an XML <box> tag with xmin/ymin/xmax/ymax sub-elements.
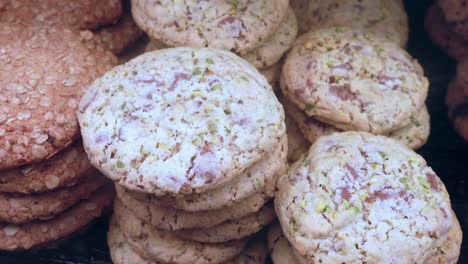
<box><xmin>0</xmin><ymin>0</ymin><xmax>467</xmax><ymax>263</ymax></box>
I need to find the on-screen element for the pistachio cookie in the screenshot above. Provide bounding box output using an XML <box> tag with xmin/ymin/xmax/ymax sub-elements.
<box><xmin>109</xmin><ymin>216</ymin><xmax>268</xmax><ymax>264</ymax></box>
<box><xmin>0</xmin><ymin>24</ymin><xmax>116</xmax><ymax>169</ymax></box>
<box><xmin>148</xmin><ymin>135</ymin><xmax>286</xmax><ymax>212</ymax></box>
<box><xmin>78</xmin><ymin>48</ymin><xmax>285</xmax><ymax>195</ymax></box>
<box><xmin>290</xmin><ymin>0</ymin><xmax>408</xmax><ymax>47</ymax></box>
<box><xmin>275</xmin><ymin>132</ymin><xmax>455</xmax><ymax>263</ymax></box>
<box><xmin>284</xmin><ymin>99</ymin><xmax>430</xmax><ymax>150</ymax></box>
<box><xmin>242</xmin><ymin>7</ymin><xmax>298</xmax><ymax>69</ymax></box>
<box><xmin>115</xmin><ymin>199</ymin><xmax>247</xmax><ymax>264</ymax></box>
<box><xmin>0</xmin><ymin>184</ymin><xmax>114</xmax><ymax>251</ymax></box>
<box><xmin>175</xmin><ymin>202</ymin><xmax>275</xmax><ymax>243</ymax></box>
<box><xmin>0</xmin><ymin>142</ymin><xmax>91</xmax><ymax>194</ymax></box>
<box><xmin>131</xmin><ymin>0</ymin><xmax>289</xmax><ymax>54</ymax></box>
<box><xmin>115</xmin><ymin>182</ymin><xmax>274</xmax><ymax>231</ymax></box>
<box><xmin>281</xmin><ymin>29</ymin><xmax>428</xmax><ymax>134</ymax></box>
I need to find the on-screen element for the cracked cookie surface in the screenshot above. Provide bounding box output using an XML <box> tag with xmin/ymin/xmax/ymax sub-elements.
<box><xmin>275</xmin><ymin>132</ymin><xmax>453</xmax><ymax>263</ymax></box>
<box><xmin>78</xmin><ymin>48</ymin><xmax>285</xmax><ymax>195</ymax></box>
<box><xmin>281</xmin><ymin>29</ymin><xmax>428</xmax><ymax>134</ymax></box>
<box><xmin>131</xmin><ymin>0</ymin><xmax>289</xmax><ymax>54</ymax></box>
<box><xmin>149</xmin><ymin>135</ymin><xmax>286</xmax><ymax>212</ymax></box>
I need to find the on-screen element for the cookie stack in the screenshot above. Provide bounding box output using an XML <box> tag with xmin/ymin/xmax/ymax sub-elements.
<box><xmin>0</xmin><ymin>23</ymin><xmax>116</xmax><ymax>250</ymax></box>
<box><xmin>426</xmin><ymin>1</ymin><xmax>468</xmax><ymax>60</ymax></box>
<box><xmin>77</xmin><ymin>48</ymin><xmax>287</xmax><ymax>263</ymax></box>
<box><xmin>132</xmin><ymin>0</ymin><xmax>298</xmax><ymax>87</ymax></box>
<box><xmin>280</xmin><ymin>28</ymin><xmax>431</xmax><ymax>150</ymax></box>
<box><xmin>446</xmin><ymin>60</ymin><xmax>468</xmax><ymax>142</ymax></box>
<box><xmin>0</xmin><ymin>0</ymin><xmax>143</xmax><ymax>56</ymax></box>
<box><xmin>273</xmin><ymin>132</ymin><xmax>462</xmax><ymax>264</ymax></box>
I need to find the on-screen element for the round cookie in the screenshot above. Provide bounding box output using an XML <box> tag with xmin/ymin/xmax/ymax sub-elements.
<box><xmin>150</xmin><ymin>135</ymin><xmax>286</xmax><ymax>212</ymax></box>
<box><xmin>78</xmin><ymin>47</ymin><xmax>285</xmax><ymax>195</ymax></box>
<box><xmin>93</xmin><ymin>12</ymin><xmax>144</xmax><ymax>55</ymax></box>
<box><xmin>281</xmin><ymin>28</ymin><xmax>428</xmax><ymax>134</ymax></box>
<box><xmin>0</xmin><ymin>170</ymin><xmax>108</xmax><ymax>224</ymax></box>
<box><xmin>114</xmin><ymin>199</ymin><xmax>247</xmax><ymax>264</ymax></box>
<box><xmin>0</xmin><ymin>24</ymin><xmax>116</xmax><ymax>170</ymax></box>
<box><xmin>426</xmin><ymin>4</ymin><xmax>468</xmax><ymax>60</ymax></box>
<box><xmin>115</xmin><ymin>182</ymin><xmax>274</xmax><ymax>231</ymax></box>
<box><xmin>275</xmin><ymin>132</ymin><xmax>453</xmax><ymax>263</ymax></box>
<box><xmin>0</xmin><ymin>183</ymin><xmax>114</xmax><ymax>251</ymax></box>
<box><xmin>268</xmin><ymin>222</ymin><xmax>302</xmax><ymax>264</ymax></box>
<box><xmin>242</xmin><ymin>7</ymin><xmax>298</xmax><ymax>69</ymax></box>
<box><xmin>0</xmin><ymin>0</ymin><xmax>122</xmax><ymax>29</ymax></box>
<box><xmin>290</xmin><ymin>0</ymin><xmax>408</xmax><ymax>47</ymax></box>
<box><xmin>260</xmin><ymin>63</ymin><xmax>282</xmax><ymax>88</ymax></box>
<box><xmin>0</xmin><ymin>141</ymin><xmax>91</xmax><ymax>194</ymax></box>
<box><xmin>131</xmin><ymin>0</ymin><xmax>289</xmax><ymax>54</ymax></box>
<box><xmin>175</xmin><ymin>202</ymin><xmax>275</xmax><ymax>243</ymax></box>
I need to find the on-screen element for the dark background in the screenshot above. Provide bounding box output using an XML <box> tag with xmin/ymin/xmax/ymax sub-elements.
<box><xmin>0</xmin><ymin>0</ymin><xmax>467</xmax><ymax>263</ymax></box>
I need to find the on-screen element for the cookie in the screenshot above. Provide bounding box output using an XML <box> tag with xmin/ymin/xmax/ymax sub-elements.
<box><xmin>0</xmin><ymin>24</ymin><xmax>116</xmax><ymax>170</ymax></box>
<box><xmin>285</xmin><ymin>99</ymin><xmax>430</xmax><ymax>150</ymax></box>
<box><xmin>0</xmin><ymin>170</ymin><xmax>108</xmax><ymax>224</ymax></box>
<box><xmin>109</xmin><ymin>217</ymin><xmax>268</xmax><ymax>264</ymax></box>
<box><xmin>94</xmin><ymin>12</ymin><xmax>144</xmax><ymax>55</ymax></box>
<box><xmin>242</xmin><ymin>7</ymin><xmax>298</xmax><ymax>69</ymax></box>
<box><xmin>281</xmin><ymin>28</ymin><xmax>428</xmax><ymax>134</ymax></box>
<box><xmin>438</xmin><ymin>0</ymin><xmax>468</xmax><ymax>39</ymax></box>
<box><xmin>426</xmin><ymin>4</ymin><xmax>468</xmax><ymax>60</ymax></box>
<box><xmin>260</xmin><ymin>63</ymin><xmax>282</xmax><ymax>88</ymax></box>
<box><xmin>268</xmin><ymin>222</ymin><xmax>302</xmax><ymax>264</ymax></box>
<box><xmin>114</xmin><ymin>199</ymin><xmax>247</xmax><ymax>264</ymax></box>
<box><xmin>291</xmin><ymin>0</ymin><xmax>408</xmax><ymax>47</ymax></box>
<box><xmin>149</xmin><ymin>135</ymin><xmax>286</xmax><ymax>212</ymax></box>
<box><xmin>275</xmin><ymin>132</ymin><xmax>453</xmax><ymax>263</ymax></box>
<box><xmin>0</xmin><ymin>183</ymin><xmax>114</xmax><ymax>251</ymax></box>
<box><xmin>131</xmin><ymin>0</ymin><xmax>289</xmax><ymax>54</ymax></box>
<box><xmin>78</xmin><ymin>47</ymin><xmax>285</xmax><ymax>195</ymax></box>
<box><xmin>427</xmin><ymin>210</ymin><xmax>462</xmax><ymax>264</ymax></box>
<box><xmin>108</xmin><ymin>217</ymin><xmax>156</xmax><ymax>264</ymax></box>
<box><xmin>115</xmin><ymin>182</ymin><xmax>274</xmax><ymax>231</ymax></box>
<box><xmin>0</xmin><ymin>0</ymin><xmax>122</xmax><ymax>29</ymax></box>
<box><xmin>175</xmin><ymin>202</ymin><xmax>275</xmax><ymax>243</ymax></box>
<box><xmin>387</xmin><ymin>105</ymin><xmax>431</xmax><ymax>150</ymax></box>
<box><xmin>0</xmin><ymin>141</ymin><xmax>91</xmax><ymax>194</ymax></box>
